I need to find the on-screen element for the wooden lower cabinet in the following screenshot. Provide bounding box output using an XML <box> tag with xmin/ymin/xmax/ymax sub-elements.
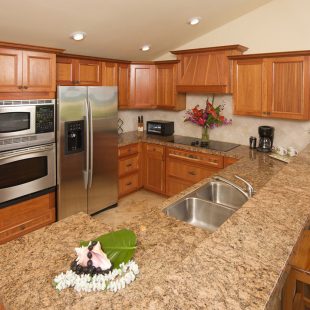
<box><xmin>118</xmin><ymin>143</ymin><xmax>142</xmax><ymax>197</ymax></box>
<box><xmin>119</xmin><ymin>143</ymin><xmax>239</xmax><ymax>198</ymax></box>
<box><xmin>0</xmin><ymin>192</ymin><xmax>55</xmax><ymax>244</ymax></box>
<box><xmin>166</xmin><ymin>147</ymin><xmax>222</xmax><ymax>196</ymax></box>
<box><xmin>143</xmin><ymin>143</ymin><xmax>166</xmax><ymax>194</ymax></box>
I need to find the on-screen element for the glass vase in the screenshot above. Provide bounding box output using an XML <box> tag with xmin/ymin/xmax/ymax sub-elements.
<box><xmin>201</xmin><ymin>126</ymin><xmax>209</xmax><ymax>143</ymax></box>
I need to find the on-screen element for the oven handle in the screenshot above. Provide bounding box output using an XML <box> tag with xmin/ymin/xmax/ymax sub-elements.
<box><xmin>83</xmin><ymin>99</ymin><xmax>90</xmax><ymax>190</ymax></box>
<box><xmin>0</xmin><ymin>144</ymin><xmax>54</xmax><ymax>161</ymax></box>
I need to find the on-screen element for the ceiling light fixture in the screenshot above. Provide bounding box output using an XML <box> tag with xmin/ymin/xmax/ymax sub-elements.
<box><xmin>70</xmin><ymin>31</ymin><xmax>87</xmax><ymax>41</ymax></box>
<box><xmin>188</xmin><ymin>17</ymin><xmax>201</xmax><ymax>25</ymax></box>
<box><xmin>140</xmin><ymin>44</ymin><xmax>151</xmax><ymax>52</ymax></box>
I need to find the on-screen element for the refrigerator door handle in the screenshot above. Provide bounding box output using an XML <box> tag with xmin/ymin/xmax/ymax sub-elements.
<box><xmin>83</xmin><ymin>99</ymin><xmax>89</xmax><ymax>190</ymax></box>
<box><xmin>88</xmin><ymin>100</ymin><xmax>94</xmax><ymax>189</ymax></box>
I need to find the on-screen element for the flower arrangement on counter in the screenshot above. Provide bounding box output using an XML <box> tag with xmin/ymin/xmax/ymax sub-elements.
<box><xmin>53</xmin><ymin>229</ymin><xmax>139</xmax><ymax>293</ymax></box>
<box><xmin>184</xmin><ymin>97</ymin><xmax>232</xmax><ymax>142</ymax></box>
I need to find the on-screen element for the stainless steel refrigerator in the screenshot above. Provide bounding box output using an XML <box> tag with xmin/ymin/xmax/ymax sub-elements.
<box><xmin>57</xmin><ymin>86</ymin><xmax>118</xmax><ymax>220</ymax></box>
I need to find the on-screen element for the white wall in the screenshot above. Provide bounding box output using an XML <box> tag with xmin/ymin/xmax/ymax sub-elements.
<box><xmin>119</xmin><ymin>0</ymin><xmax>310</xmax><ymax>151</ymax></box>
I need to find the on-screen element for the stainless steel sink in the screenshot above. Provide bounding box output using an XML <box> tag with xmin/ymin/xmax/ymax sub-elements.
<box><xmin>163</xmin><ymin>176</ymin><xmax>252</xmax><ymax>232</ymax></box>
<box><xmin>193</xmin><ymin>181</ymin><xmax>248</xmax><ymax>210</ymax></box>
<box><xmin>164</xmin><ymin>197</ymin><xmax>235</xmax><ymax>232</ymax></box>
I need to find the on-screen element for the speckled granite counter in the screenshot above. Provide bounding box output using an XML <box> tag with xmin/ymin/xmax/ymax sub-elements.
<box><xmin>0</xmin><ymin>134</ymin><xmax>309</xmax><ymax>309</ymax></box>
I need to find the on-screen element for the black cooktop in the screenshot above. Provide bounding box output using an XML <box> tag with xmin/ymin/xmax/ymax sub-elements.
<box><xmin>154</xmin><ymin>135</ymin><xmax>240</xmax><ymax>152</ymax></box>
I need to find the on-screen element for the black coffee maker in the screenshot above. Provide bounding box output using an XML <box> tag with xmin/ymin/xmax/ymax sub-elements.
<box><xmin>257</xmin><ymin>126</ymin><xmax>274</xmax><ymax>152</ymax></box>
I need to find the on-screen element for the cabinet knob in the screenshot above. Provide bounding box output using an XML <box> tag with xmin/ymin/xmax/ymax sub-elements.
<box><xmin>126</xmin><ymin>163</ymin><xmax>132</xmax><ymax>168</ymax></box>
<box><xmin>126</xmin><ymin>182</ymin><xmax>132</xmax><ymax>186</ymax></box>
<box><xmin>18</xmin><ymin>85</ymin><xmax>23</xmax><ymax>89</ymax></box>
<box><xmin>188</xmin><ymin>171</ymin><xmax>196</xmax><ymax>176</ymax></box>
<box><xmin>23</xmin><ymin>86</ymin><xmax>28</xmax><ymax>89</ymax></box>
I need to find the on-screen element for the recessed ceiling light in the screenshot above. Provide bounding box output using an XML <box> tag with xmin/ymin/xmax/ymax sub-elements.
<box><xmin>188</xmin><ymin>17</ymin><xmax>201</xmax><ymax>25</ymax></box>
<box><xmin>70</xmin><ymin>32</ymin><xmax>87</xmax><ymax>41</ymax></box>
<box><xmin>140</xmin><ymin>44</ymin><xmax>151</xmax><ymax>52</ymax></box>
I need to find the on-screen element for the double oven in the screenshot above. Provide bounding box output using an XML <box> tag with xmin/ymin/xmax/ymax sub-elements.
<box><xmin>0</xmin><ymin>100</ymin><xmax>56</xmax><ymax>206</ymax></box>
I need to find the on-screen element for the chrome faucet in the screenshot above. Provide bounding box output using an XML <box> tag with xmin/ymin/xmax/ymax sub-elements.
<box><xmin>213</xmin><ymin>175</ymin><xmax>255</xmax><ymax>198</ymax></box>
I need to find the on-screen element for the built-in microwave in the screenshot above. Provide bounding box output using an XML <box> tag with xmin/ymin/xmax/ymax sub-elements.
<box><xmin>0</xmin><ymin>99</ymin><xmax>55</xmax><ymax>151</ymax></box>
<box><xmin>0</xmin><ymin>143</ymin><xmax>56</xmax><ymax>205</ymax></box>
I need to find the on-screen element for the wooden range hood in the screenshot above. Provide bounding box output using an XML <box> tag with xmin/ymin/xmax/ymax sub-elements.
<box><xmin>170</xmin><ymin>45</ymin><xmax>248</xmax><ymax>94</ymax></box>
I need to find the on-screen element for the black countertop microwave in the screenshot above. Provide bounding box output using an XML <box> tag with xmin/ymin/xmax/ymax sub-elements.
<box><xmin>146</xmin><ymin>120</ymin><xmax>174</xmax><ymax>136</ymax></box>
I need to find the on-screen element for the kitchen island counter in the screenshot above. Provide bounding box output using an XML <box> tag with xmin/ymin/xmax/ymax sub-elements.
<box><xmin>0</xmin><ymin>140</ymin><xmax>309</xmax><ymax>309</ymax></box>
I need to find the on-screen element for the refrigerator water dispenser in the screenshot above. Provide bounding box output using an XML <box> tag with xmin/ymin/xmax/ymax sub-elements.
<box><xmin>64</xmin><ymin>120</ymin><xmax>84</xmax><ymax>154</ymax></box>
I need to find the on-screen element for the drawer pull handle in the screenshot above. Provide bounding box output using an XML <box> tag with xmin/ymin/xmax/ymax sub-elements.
<box><xmin>126</xmin><ymin>163</ymin><xmax>132</xmax><ymax>167</ymax></box>
<box><xmin>20</xmin><ymin>224</ymin><xmax>26</xmax><ymax>231</ymax></box>
<box><xmin>126</xmin><ymin>182</ymin><xmax>132</xmax><ymax>186</ymax></box>
<box><xmin>18</xmin><ymin>85</ymin><xmax>23</xmax><ymax>89</ymax></box>
<box><xmin>23</xmin><ymin>85</ymin><xmax>28</xmax><ymax>89</ymax></box>
<box><xmin>188</xmin><ymin>171</ymin><xmax>196</xmax><ymax>176</ymax></box>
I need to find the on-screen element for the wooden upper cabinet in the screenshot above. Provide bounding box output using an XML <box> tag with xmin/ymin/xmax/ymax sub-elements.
<box><xmin>102</xmin><ymin>62</ymin><xmax>118</xmax><ymax>86</ymax></box>
<box><xmin>0</xmin><ymin>48</ymin><xmax>22</xmax><ymax>92</ymax></box>
<box><xmin>0</xmin><ymin>48</ymin><xmax>56</xmax><ymax>94</ymax></box>
<box><xmin>155</xmin><ymin>61</ymin><xmax>186</xmax><ymax>111</ymax></box>
<box><xmin>171</xmin><ymin>45</ymin><xmax>248</xmax><ymax>94</ymax></box>
<box><xmin>118</xmin><ymin>63</ymin><xmax>130</xmax><ymax>108</ymax></box>
<box><xmin>129</xmin><ymin>63</ymin><xmax>156</xmax><ymax>108</ymax></box>
<box><xmin>231</xmin><ymin>51</ymin><xmax>310</xmax><ymax>120</ymax></box>
<box><xmin>56</xmin><ymin>56</ymin><xmax>101</xmax><ymax>86</ymax></box>
<box><xmin>75</xmin><ymin>59</ymin><xmax>101</xmax><ymax>86</ymax></box>
<box><xmin>56</xmin><ymin>57</ymin><xmax>75</xmax><ymax>85</ymax></box>
<box><xmin>22</xmin><ymin>51</ymin><xmax>56</xmax><ymax>92</ymax></box>
<box><xmin>265</xmin><ymin>56</ymin><xmax>309</xmax><ymax>120</ymax></box>
<box><xmin>233</xmin><ymin>58</ymin><xmax>264</xmax><ymax>116</ymax></box>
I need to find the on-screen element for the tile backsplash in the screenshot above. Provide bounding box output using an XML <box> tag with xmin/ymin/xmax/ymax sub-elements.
<box><xmin>118</xmin><ymin>94</ymin><xmax>310</xmax><ymax>151</ymax></box>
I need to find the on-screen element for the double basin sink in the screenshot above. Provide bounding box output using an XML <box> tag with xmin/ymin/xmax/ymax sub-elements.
<box><xmin>163</xmin><ymin>177</ymin><xmax>251</xmax><ymax>232</ymax></box>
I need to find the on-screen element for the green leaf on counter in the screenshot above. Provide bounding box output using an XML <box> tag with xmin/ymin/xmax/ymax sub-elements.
<box><xmin>80</xmin><ymin>229</ymin><xmax>137</xmax><ymax>268</ymax></box>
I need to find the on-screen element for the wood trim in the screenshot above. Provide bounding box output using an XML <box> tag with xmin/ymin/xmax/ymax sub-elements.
<box><xmin>229</xmin><ymin>50</ymin><xmax>310</xmax><ymax>60</ymax></box>
<box><xmin>171</xmin><ymin>45</ymin><xmax>248</xmax><ymax>55</ymax></box>
<box><xmin>57</xmin><ymin>53</ymin><xmax>130</xmax><ymax>64</ymax></box>
<box><xmin>0</xmin><ymin>41</ymin><xmax>64</xmax><ymax>54</ymax></box>
<box><xmin>176</xmin><ymin>85</ymin><xmax>229</xmax><ymax>94</ymax></box>
<box><xmin>154</xmin><ymin>60</ymin><xmax>180</xmax><ymax>65</ymax></box>
<box><xmin>0</xmin><ymin>92</ymin><xmax>55</xmax><ymax>100</ymax></box>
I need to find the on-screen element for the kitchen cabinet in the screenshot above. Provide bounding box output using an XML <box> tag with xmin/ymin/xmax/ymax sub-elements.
<box><xmin>143</xmin><ymin>143</ymin><xmax>166</xmax><ymax>194</ymax></box>
<box><xmin>231</xmin><ymin>51</ymin><xmax>310</xmax><ymax>120</ymax></box>
<box><xmin>129</xmin><ymin>63</ymin><xmax>156</xmax><ymax>109</ymax></box>
<box><xmin>56</xmin><ymin>56</ymin><xmax>101</xmax><ymax>86</ymax></box>
<box><xmin>166</xmin><ymin>147</ymin><xmax>223</xmax><ymax>196</ymax></box>
<box><xmin>102</xmin><ymin>61</ymin><xmax>118</xmax><ymax>86</ymax></box>
<box><xmin>0</xmin><ymin>47</ymin><xmax>56</xmax><ymax>98</ymax></box>
<box><xmin>0</xmin><ymin>191</ymin><xmax>55</xmax><ymax>244</ymax></box>
<box><xmin>155</xmin><ymin>61</ymin><xmax>186</xmax><ymax>111</ymax></box>
<box><xmin>170</xmin><ymin>45</ymin><xmax>248</xmax><ymax>94</ymax></box>
<box><xmin>118</xmin><ymin>143</ymin><xmax>142</xmax><ymax>197</ymax></box>
<box><xmin>224</xmin><ymin>156</ymin><xmax>239</xmax><ymax>168</ymax></box>
<box><xmin>118</xmin><ymin>63</ymin><xmax>130</xmax><ymax>109</ymax></box>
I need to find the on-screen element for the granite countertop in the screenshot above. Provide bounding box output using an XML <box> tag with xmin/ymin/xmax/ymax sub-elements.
<box><xmin>0</xmin><ymin>133</ymin><xmax>309</xmax><ymax>309</ymax></box>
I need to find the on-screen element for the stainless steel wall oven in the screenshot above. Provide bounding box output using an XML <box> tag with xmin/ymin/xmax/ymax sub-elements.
<box><xmin>0</xmin><ymin>99</ymin><xmax>56</xmax><ymax>206</ymax></box>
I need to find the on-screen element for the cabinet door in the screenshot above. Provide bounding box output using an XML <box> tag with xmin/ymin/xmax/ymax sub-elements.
<box><xmin>22</xmin><ymin>51</ymin><xmax>56</xmax><ymax>92</ymax></box>
<box><xmin>156</xmin><ymin>63</ymin><xmax>175</xmax><ymax>109</ymax></box>
<box><xmin>130</xmin><ymin>64</ymin><xmax>156</xmax><ymax>108</ymax></box>
<box><xmin>0</xmin><ymin>48</ymin><xmax>23</xmax><ymax>92</ymax></box>
<box><xmin>232</xmin><ymin>59</ymin><xmax>264</xmax><ymax>116</ymax></box>
<box><xmin>143</xmin><ymin>143</ymin><xmax>165</xmax><ymax>194</ymax></box>
<box><xmin>56</xmin><ymin>57</ymin><xmax>75</xmax><ymax>85</ymax></box>
<box><xmin>75</xmin><ymin>59</ymin><xmax>101</xmax><ymax>85</ymax></box>
<box><xmin>118</xmin><ymin>63</ymin><xmax>130</xmax><ymax>108</ymax></box>
<box><xmin>102</xmin><ymin>62</ymin><xmax>118</xmax><ymax>86</ymax></box>
<box><xmin>265</xmin><ymin>57</ymin><xmax>309</xmax><ymax>120</ymax></box>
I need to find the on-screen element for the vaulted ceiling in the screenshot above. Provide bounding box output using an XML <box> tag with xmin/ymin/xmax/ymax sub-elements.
<box><xmin>0</xmin><ymin>0</ymin><xmax>272</xmax><ymax>60</ymax></box>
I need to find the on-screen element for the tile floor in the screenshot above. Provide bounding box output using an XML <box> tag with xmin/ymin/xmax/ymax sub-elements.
<box><xmin>93</xmin><ymin>189</ymin><xmax>166</xmax><ymax>228</ymax></box>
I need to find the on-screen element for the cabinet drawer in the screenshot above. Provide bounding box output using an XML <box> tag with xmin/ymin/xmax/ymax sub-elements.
<box><xmin>0</xmin><ymin>192</ymin><xmax>55</xmax><ymax>244</ymax></box>
<box><xmin>167</xmin><ymin>157</ymin><xmax>220</xmax><ymax>183</ymax></box>
<box><xmin>167</xmin><ymin>147</ymin><xmax>223</xmax><ymax>168</ymax></box>
<box><xmin>118</xmin><ymin>144</ymin><xmax>139</xmax><ymax>158</ymax></box>
<box><xmin>119</xmin><ymin>155</ymin><xmax>139</xmax><ymax>176</ymax></box>
<box><xmin>119</xmin><ymin>173</ymin><xmax>139</xmax><ymax>197</ymax></box>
